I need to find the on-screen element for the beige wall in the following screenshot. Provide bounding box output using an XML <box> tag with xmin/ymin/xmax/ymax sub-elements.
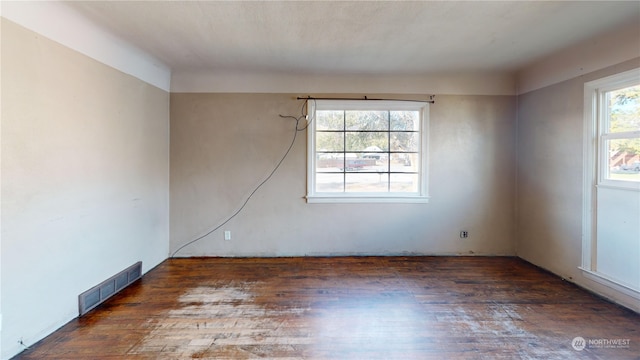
<box><xmin>170</xmin><ymin>93</ymin><xmax>516</xmax><ymax>257</ymax></box>
<box><xmin>1</xmin><ymin>19</ymin><xmax>169</xmax><ymax>359</ymax></box>
<box><xmin>516</xmin><ymin>58</ymin><xmax>640</xmax><ymax>311</ymax></box>
<box><xmin>1</xmin><ymin>2</ymin><xmax>637</xmax><ymax>358</ymax></box>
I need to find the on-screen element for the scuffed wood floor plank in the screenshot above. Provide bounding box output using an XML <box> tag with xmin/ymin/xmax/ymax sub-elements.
<box><xmin>12</xmin><ymin>257</ymin><xmax>640</xmax><ymax>359</ymax></box>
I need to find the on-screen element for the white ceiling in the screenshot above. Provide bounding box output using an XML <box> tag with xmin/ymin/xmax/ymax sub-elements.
<box><xmin>62</xmin><ymin>1</ymin><xmax>639</xmax><ymax>78</ymax></box>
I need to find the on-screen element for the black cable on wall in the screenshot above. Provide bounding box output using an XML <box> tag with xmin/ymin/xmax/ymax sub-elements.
<box><xmin>170</xmin><ymin>99</ymin><xmax>312</xmax><ymax>258</ymax></box>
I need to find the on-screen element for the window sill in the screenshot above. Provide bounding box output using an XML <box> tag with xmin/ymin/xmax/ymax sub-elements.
<box><xmin>306</xmin><ymin>195</ymin><xmax>430</xmax><ymax>204</ymax></box>
<box><xmin>579</xmin><ymin>267</ymin><xmax>640</xmax><ymax>300</ymax></box>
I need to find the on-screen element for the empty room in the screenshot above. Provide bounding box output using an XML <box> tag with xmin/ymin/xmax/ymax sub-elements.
<box><xmin>1</xmin><ymin>1</ymin><xmax>639</xmax><ymax>359</ymax></box>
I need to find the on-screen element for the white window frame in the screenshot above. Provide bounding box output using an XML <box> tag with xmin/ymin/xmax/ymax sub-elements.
<box><xmin>592</xmin><ymin>70</ymin><xmax>640</xmax><ymax>191</ymax></box>
<box><xmin>306</xmin><ymin>100</ymin><xmax>430</xmax><ymax>203</ymax></box>
<box><xmin>581</xmin><ymin>68</ymin><xmax>640</xmax><ymax>299</ymax></box>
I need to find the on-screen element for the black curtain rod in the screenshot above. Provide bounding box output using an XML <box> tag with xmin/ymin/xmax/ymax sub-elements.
<box><xmin>296</xmin><ymin>95</ymin><xmax>435</xmax><ymax>104</ymax></box>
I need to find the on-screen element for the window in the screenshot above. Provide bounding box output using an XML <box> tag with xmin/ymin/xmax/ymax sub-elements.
<box><xmin>596</xmin><ymin>72</ymin><xmax>640</xmax><ymax>189</ymax></box>
<box><xmin>306</xmin><ymin>100</ymin><xmax>429</xmax><ymax>203</ymax></box>
<box><xmin>581</xmin><ymin>68</ymin><xmax>640</xmax><ymax>299</ymax></box>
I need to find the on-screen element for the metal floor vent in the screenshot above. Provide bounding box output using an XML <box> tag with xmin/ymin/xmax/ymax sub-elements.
<box><xmin>78</xmin><ymin>261</ymin><xmax>142</xmax><ymax>316</ymax></box>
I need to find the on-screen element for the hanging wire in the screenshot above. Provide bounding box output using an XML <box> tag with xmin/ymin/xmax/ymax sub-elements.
<box><xmin>170</xmin><ymin>99</ymin><xmax>311</xmax><ymax>258</ymax></box>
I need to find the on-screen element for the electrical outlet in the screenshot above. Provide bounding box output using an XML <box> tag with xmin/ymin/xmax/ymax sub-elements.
<box><xmin>460</xmin><ymin>231</ymin><xmax>469</xmax><ymax>238</ymax></box>
<box><xmin>224</xmin><ymin>230</ymin><xmax>231</xmax><ymax>241</ymax></box>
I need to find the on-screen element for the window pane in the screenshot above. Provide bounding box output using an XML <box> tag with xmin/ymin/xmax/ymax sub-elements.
<box><xmin>316</xmin><ymin>110</ymin><xmax>344</xmax><ymax>130</ymax></box>
<box><xmin>316</xmin><ymin>173</ymin><xmax>344</xmax><ymax>192</ymax></box>
<box><xmin>607</xmin><ymin>138</ymin><xmax>640</xmax><ymax>182</ymax></box>
<box><xmin>390</xmin><ymin>173</ymin><xmax>419</xmax><ymax>192</ymax></box>
<box><xmin>365</xmin><ymin>158</ymin><xmax>389</xmax><ymax>171</ymax></box>
<box><xmin>390</xmin><ymin>132</ymin><xmax>419</xmax><ymax>152</ymax></box>
<box><xmin>316</xmin><ymin>132</ymin><xmax>344</xmax><ymax>152</ymax></box>
<box><xmin>345</xmin><ymin>132</ymin><xmax>389</xmax><ymax>152</ymax></box>
<box><xmin>339</xmin><ymin>155</ymin><xmax>371</xmax><ymax>172</ymax></box>
<box><xmin>390</xmin><ymin>111</ymin><xmax>420</xmax><ymax>131</ymax></box>
<box><xmin>345</xmin><ymin>173</ymin><xmax>388</xmax><ymax>192</ymax></box>
<box><xmin>345</xmin><ymin>111</ymin><xmax>389</xmax><ymax>131</ymax></box>
<box><xmin>316</xmin><ymin>154</ymin><xmax>343</xmax><ymax>172</ymax></box>
<box><xmin>390</xmin><ymin>153</ymin><xmax>418</xmax><ymax>169</ymax></box>
<box><xmin>607</xmin><ymin>85</ymin><xmax>640</xmax><ymax>133</ymax></box>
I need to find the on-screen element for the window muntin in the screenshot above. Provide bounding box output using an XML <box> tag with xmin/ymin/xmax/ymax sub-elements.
<box><xmin>307</xmin><ymin>100</ymin><xmax>429</xmax><ymax>203</ymax></box>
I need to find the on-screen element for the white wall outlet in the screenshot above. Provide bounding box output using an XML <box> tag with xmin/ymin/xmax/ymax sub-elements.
<box><xmin>460</xmin><ymin>231</ymin><xmax>469</xmax><ymax>238</ymax></box>
<box><xmin>224</xmin><ymin>230</ymin><xmax>231</xmax><ymax>241</ymax></box>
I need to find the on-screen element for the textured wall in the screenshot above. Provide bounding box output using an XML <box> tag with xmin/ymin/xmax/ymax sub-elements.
<box><xmin>516</xmin><ymin>58</ymin><xmax>640</xmax><ymax>311</ymax></box>
<box><xmin>1</xmin><ymin>19</ymin><xmax>170</xmax><ymax>359</ymax></box>
<box><xmin>170</xmin><ymin>93</ymin><xmax>516</xmax><ymax>258</ymax></box>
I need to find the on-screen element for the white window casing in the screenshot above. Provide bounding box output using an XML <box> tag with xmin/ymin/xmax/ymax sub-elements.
<box><xmin>306</xmin><ymin>100</ymin><xmax>430</xmax><ymax>203</ymax></box>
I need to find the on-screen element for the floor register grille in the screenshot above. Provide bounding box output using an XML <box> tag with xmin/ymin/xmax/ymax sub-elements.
<box><xmin>78</xmin><ymin>261</ymin><xmax>142</xmax><ymax>316</ymax></box>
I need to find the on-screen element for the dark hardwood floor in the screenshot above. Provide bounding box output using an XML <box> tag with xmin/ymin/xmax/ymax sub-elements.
<box><xmin>12</xmin><ymin>257</ymin><xmax>640</xmax><ymax>359</ymax></box>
